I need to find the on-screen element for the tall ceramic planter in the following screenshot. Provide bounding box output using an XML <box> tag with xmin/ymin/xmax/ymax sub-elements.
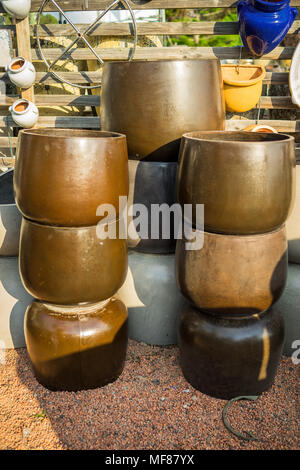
<box><xmin>238</xmin><ymin>0</ymin><xmax>297</xmax><ymax>56</ymax></box>
<box><xmin>0</xmin><ymin>256</ymin><xmax>33</xmax><ymax>349</ymax></box>
<box><xmin>101</xmin><ymin>60</ymin><xmax>225</xmax><ymax>161</ymax></box>
<box><xmin>286</xmin><ymin>162</ymin><xmax>300</xmax><ymax>263</ymax></box>
<box><xmin>177</xmin><ymin>131</ymin><xmax>295</xmax><ymax>235</ymax></box>
<box><xmin>176</xmin><ymin>226</ymin><xmax>288</xmax><ymax>315</ymax></box>
<box><xmin>128</xmin><ymin>161</ymin><xmax>178</xmax><ymax>254</ymax></box>
<box><xmin>19</xmin><ymin>218</ymin><xmax>128</xmax><ymax>305</ymax></box>
<box><xmin>179</xmin><ymin>305</ymin><xmax>284</xmax><ymax>399</ymax></box>
<box><xmin>14</xmin><ymin>129</ymin><xmax>129</xmax><ymax>226</ymax></box>
<box><xmin>25</xmin><ymin>298</ymin><xmax>128</xmax><ymax>391</ymax></box>
<box><xmin>116</xmin><ymin>251</ymin><xmax>187</xmax><ymax>345</ymax></box>
<box><xmin>0</xmin><ymin>169</ymin><xmax>22</xmax><ymax>256</ymax></box>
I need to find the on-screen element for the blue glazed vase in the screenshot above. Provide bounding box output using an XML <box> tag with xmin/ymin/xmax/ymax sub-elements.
<box><xmin>238</xmin><ymin>0</ymin><xmax>298</xmax><ymax>57</ymax></box>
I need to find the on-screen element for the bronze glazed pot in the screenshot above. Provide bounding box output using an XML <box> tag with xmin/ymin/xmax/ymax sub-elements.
<box><xmin>177</xmin><ymin>131</ymin><xmax>295</xmax><ymax>234</ymax></box>
<box><xmin>14</xmin><ymin>129</ymin><xmax>129</xmax><ymax>226</ymax></box>
<box><xmin>19</xmin><ymin>218</ymin><xmax>128</xmax><ymax>304</ymax></box>
<box><xmin>101</xmin><ymin>60</ymin><xmax>225</xmax><ymax>161</ymax></box>
<box><xmin>25</xmin><ymin>298</ymin><xmax>128</xmax><ymax>391</ymax></box>
<box><xmin>179</xmin><ymin>305</ymin><xmax>284</xmax><ymax>399</ymax></box>
<box><xmin>128</xmin><ymin>160</ymin><xmax>178</xmax><ymax>253</ymax></box>
<box><xmin>176</xmin><ymin>226</ymin><xmax>287</xmax><ymax>315</ymax></box>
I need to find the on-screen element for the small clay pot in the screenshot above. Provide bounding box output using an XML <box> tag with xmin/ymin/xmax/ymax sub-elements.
<box><xmin>179</xmin><ymin>305</ymin><xmax>284</xmax><ymax>399</ymax></box>
<box><xmin>243</xmin><ymin>124</ymin><xmax>278</xmax><ymax>133</ymax></box>
<box><xmin>1</xmin><ymin>0</ymin><xmax>31</xmax><ymax>19</ymax></box>
<box><xmin>286</xmin><ymin>163</ymin><xmax>300</xmax><ymax>263</ymax></box>
<box><xmin>9</xmin><ymin>99</ymin><xmax>38</xmax><ymax>128</ymax></box>
<box><xmin>276</xmin><ymin>263</ymin><xmax>300</xmax><ymax>357</ymax></box>
<box><xmin>6</xmin><ymin>56</ymin><xmax>36</xmax><ymax>89</ymax></box>
<box><xmin>19</xmin><ymin>218</ymin><xmax>128</xmax><ymax>305</ymax></box>
<box><xmin>176</xmin><ymin>226</ymin><xmax>287</xmax><ymax>315</ymax></box>
<box><xmin>177</xmin><ymin>131</ymin><xmax>295</xmax><ymax>234</ymax></box>
<box><xmin>116</xmin><ymin>251</ymin><xmax>187</xmax><ymax>345</ymax></box>
<box><xmin>14</xmin><ymin>128</ymin><xmax>129</xmax><ymax>226</ymax></box>
<box><xmin>25</xmin><ymin>298</ymin><xmax>128</xmax><ymax>391</ymax></box>
<box><xmin>128</xmin><ymin>160</ymin><xmax>178</xmax><ymax>254</ymax></box>
<box><xmin>0</xmin><ymin>169</ymin><xmax>22</xmax><ymax>256</ymax></box>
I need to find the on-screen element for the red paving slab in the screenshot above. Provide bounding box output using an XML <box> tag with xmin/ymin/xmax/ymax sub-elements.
<box><xmin>0</xmin><ymin>340</ymin><xmax>299</xmax><ymax>450</ymax></box>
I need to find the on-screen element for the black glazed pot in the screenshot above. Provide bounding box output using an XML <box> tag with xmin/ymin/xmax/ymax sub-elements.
<box><xmin>128</xmin><ymin>160</ymin><xmax>178</xmax><ymax>254</ymax></box>
<box><xmin>179</xmin><ymin>305</ymin><xmax>284</xmax><ymax>399</ymax></box>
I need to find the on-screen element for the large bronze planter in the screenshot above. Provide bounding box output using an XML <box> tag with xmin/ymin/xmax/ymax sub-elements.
<box><xmin>286</xmin><ymin>162</ymin><xmax>300</xmax><ymax>263</ymax></box>
<box><xmin>177</xmin><ymin>131</ymin><xmax>295</xmax><ymax>234</ymax></box>
<box><xmin>128</xmin><ymin>160</ymin><xmax>178</xmax><ymax>254</ymax></box>
<box><xmin>176</xmin><ymin>226</ymin><xmax>287</xmax><ymax>315</ymax></box>
<box><xmin>14</xmin><ymin>129</ymin><xmax>129</xmax><ymax>226</ymax></box>
<box><xmin>0</xmin><ymin>169</ymin><xmax>22</xmax><ymax>256</ymax></box>
<box><xmin>19</xmin><ymin>218</ymin><xmax>127</xmax><ymax>304</ymax></box>
<box><xmin>179</xmin><ymin>305</ymin><xmax>284</xmax><ymax>399</ymax></box>
<box><xmin>25</xmin><ymin>298</ymin><xmax>128</xmax><ymax>391</ymax></box>
<box><xmin>101</xmin><ymin>60</ymin><xmax>225</xmax><ymax>161</ymax></box>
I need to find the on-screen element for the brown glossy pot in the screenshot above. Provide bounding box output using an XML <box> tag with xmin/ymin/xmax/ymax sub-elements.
<box><xmin>101</xmin><ymin>60</ymin><xmax>225</xmax><ymax>161</ymax></box>
<box><xmin>179</xmin><ymin>305</ymin><xmax>284</xmax><ymax>399</ymax></box>
<box><xmin>19</xmin><ymin>218</ymin><xmax>127</xmax><ymax>304</ymax></box>
<box><xmin>14</xmin><ymin>129</ymin><xmax>129</xmax><ymax>226</ymax></box>
<box><xmin>176</xmin><ymin>226</ymin><xmax>287</xmax><ymax>315</ymax></box>
<box><xmin>25</xmin><ymin>298</ymin><xmax>128</xmax><ymax>391</ymax></box>
<box><xmin>177</xmin><ymin>131</ymin><xmax>295</xmax><ymax>234</ymax></box>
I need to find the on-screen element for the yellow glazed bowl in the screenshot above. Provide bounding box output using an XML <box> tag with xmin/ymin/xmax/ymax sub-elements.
<box><xmin>222</xmin><ymin>65</ymin><xmax>266</xmax><ymax>113</ymax></box>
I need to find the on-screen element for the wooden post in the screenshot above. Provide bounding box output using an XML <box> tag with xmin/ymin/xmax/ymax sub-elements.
<box><xmin>15</xmin><ymin>16</ymin><xmax>34</xmax><ymax>102</ymax></box>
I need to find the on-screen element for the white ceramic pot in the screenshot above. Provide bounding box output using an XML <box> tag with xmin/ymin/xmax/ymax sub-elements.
<box><xmin>1</xmin><ymin>0</ymin><xmax>31</xmax><ymax>19</ymax></box>
<box><xmin>9</xmin><ymin>99</ymin><xmax>38</xmax><ymax>128</ymax></box>
<box><xmin>287</xmin><ymin>163</ymin><xmax>300</xmax><ymax>263</ymax></box>
<box><xmin>0</xmin><ymin>169</ymin><xmax>22</xmax><ymax>256</ymax></box>
<box><xmin>6</xmin><ymin>57</ymin><xmax>36</xmax><ymax>89</ymax></box>
<box><xmin>0</xmin><ymin>256</ymin><xmax>33</xmax><ymax>349</ymax></box>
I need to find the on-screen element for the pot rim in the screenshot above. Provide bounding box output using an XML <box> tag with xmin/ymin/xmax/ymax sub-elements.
<box><xmin>0</xmin><ymin>168</ymin><xmax>16</xmax><ymax>207</ymax></box>
<box><xmin>183</xmin><ymin>224</ymin><xmax>286</xmax><ymax>241</ymax></box>
<box><xmin>22</xmin><ymin>216</ymin><xmax>124</xmax><ymax>231</ymax></box>
<box><xmin>8</xmin><ymin>56</ymin><xmax>27</xmax><ymax>74</ymax></box>
<box><xmin>19</xmin><ymin>128</ymin><xmax>126</xmax><ymax>140</ymax></box>
<box><xmin>182</xmin><ymin>130</ymin><xmax>294</xmax><ymax>144</ymax></box>
<box><xmin>221</xmin><ymin>64</ymin><xmax>266</xmax><ymax>86</ymax></box>
<box><xmin>11</xmin><ymin>99</ymin><xmax>31</xmax><ymax>115</ymax></box>
<box><xmin>104</xmin><ymin>58</ymin><xmax>220</xmax><ymax>66</ymax></box>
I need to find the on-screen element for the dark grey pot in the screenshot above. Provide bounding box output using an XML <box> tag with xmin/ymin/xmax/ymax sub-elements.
<box><xmin>128</xmin><ymin>160</ymin><xmax>178</xmax><ymax>254</ymax></box>
<box><xmin>276</xmin><ymin>263</ymin><xmax>300</xmax><ymax>357</ymax></box>
<box><xmin>116</xmin><ymin>251</ymin><xmax>187</xmax><ymax>345</ymax></box>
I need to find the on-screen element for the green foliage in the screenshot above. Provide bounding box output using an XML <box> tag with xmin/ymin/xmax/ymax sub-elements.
<box><xmin>166</xmin><ymin>8</ymin><xmax>242</xmax><ymax>48</ymax></box>
<box><xmin>39</xmin><ymin>14</ymin><xmax>58</xmax><ymax>25</ymax></box>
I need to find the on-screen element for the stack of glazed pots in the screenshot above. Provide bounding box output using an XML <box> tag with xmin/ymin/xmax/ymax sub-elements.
<box><xmin>14</xmin><ymin>129</ymin><xmax>129</xmax><ymax>391</ymax></box>
<box><xmin>101</xmin><ymin>59</ymin><xmax>226</xmax><ymax>345</ymax></box>
<box><xmin>0</xmin><ymin>169</ymin><xmax>31</xmax><ymax>350</ymax></box>
<box><xmin>176</xmin><ymin>131</ymin><xmax>295</xmax><ymax>399</ymax></box>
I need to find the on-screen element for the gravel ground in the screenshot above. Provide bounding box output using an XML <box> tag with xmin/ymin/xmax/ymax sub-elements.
<box><xmin>0</xmin><ymin>340</ymin><xmax>299</xmax><ymax>450</ymax></box>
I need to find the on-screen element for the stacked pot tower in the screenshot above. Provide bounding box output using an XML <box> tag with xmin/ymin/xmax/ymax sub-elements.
<box><xmin>176</xmin><ymin>131</ymin><xmax>295</xmax><ymax>399</ymax></box>
<box><xmin>14</xmin><ymin>129</ymin><xmax>129</xmax><ymax>391</ymax></box>
<box><xmin>101</xmin><ymin>59</ymin><xmax>226</xmax><ymax>345</ymax></box>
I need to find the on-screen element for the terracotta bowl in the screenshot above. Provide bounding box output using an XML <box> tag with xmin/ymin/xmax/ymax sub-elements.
<box><xmin>19</xmin><ymin>218</ymin><xmax>128</xmax><ymax>304</ymax></box>
<box><xmin>25</xmin><ymin>298</ymin><xmax>128</xmax><ymax>391</ymax></box>
<box><xmin>176</xmin><ymin>225</ymin><xmax>288</xmax><ymax>315</ymax></box>
<box><xmin>177</xmin><ymin>131</ymin><xmax>295</xmax><ymax>234</ymax></box>
<box><xmin>0</xmin><ymin>169</ymin><xmax>22</xmax><ymax>256</ymax></box>
<box><xmin>14</xmin><ymin>129</ymin><xmax>129</xmax><ymax>226</ymax></box>
<box><xmin>179</xmin><ymin>305</ymin><xmax>284</xmax><ymax>399</ymax></box>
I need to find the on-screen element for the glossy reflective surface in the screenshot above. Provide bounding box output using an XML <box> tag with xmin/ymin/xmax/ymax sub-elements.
<box><xmin>19</xmin><ymin>218</ymin><xmax>128</xmax><ymax>304</ymax></box>
<box><xmin>14</xmin><ymin>129</ymin><xmax>129</xmax><ymax>226</ymax></box>
<box><xmin>101</xmin><ymin>60</ymin><xmax>225</xmax><ymax>161</ymax></box>
<box><xmin>25</xmin><ymin>298</ymin><xmax>128</xmax><ymax>391</ymax></box>
<box><xmin>0</xmin><ymin>169</ymin><xmax>22</xmax><ymax>256</ymax></box>
<box><xmin>177</xmin><ymin>131</ymin><xmax>295</xmax><ymax>235</ymax></box>
<box><xmin>176</xmin><ymin>226</ymin><xmax>288</xmax><ymax>315</ymax></box>
<box><xmin>179</xmin><ymin>305</ymin><xmax>284</xmax><ymax>399</ymax></box>
<box><xmin>287</xmin><ymin>164</ymin><xmax>300</xmax><ymax>263</ymax></box>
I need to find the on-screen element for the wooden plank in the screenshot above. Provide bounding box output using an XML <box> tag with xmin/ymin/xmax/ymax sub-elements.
<box><xmin>0</xmin><ymin>137</ymin><xmax>17</xmax><ymax>147</ymax></box>
<box><xmin>23</xmin><ymin>1</ymin><xmax>300</xmax><ymax>11</ymax></box>
<box><xmin>15</xmin><ymin>17</ymin><xmax>34</xmax><ymax>102</ymax></box>
<box><xmin>0</xmin><ymin>115</ymin><xmax>100</xmax><ymax>128</ymax></box>
<box><xmin>31</xmin><ymin>46</ymin><xmax>296</xmax><ymax>61</ymax></box>
<box><xmin>0</xmin><ymin>71</ymin><xmax>291</xmax><ymax>86</ymax></box>
<box><xmin>226</xmin><ymin>120</ymin><xmax>300</xmax><ymax>133</ymax></box>
<box><xmin>31</xmin><ymin>20</ymin><xmax>300</xmax><ymax>37</ymax></box>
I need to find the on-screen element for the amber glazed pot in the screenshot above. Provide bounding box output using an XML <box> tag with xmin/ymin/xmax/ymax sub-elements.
<box><xmin>176</xmin><ymin>226</ymin><xmax>287</xmax><ymax>315</ymax></box>
<box><xmin>14</xmin><ymin>129</ymin><xmax>129</xmax><ymax>226</ymax></box>
<box><xmin>19</xmin><ymin>218</ymin><xmax>128</xmax><ymax>304</ymax></box>
<box><xmin>177</xmin><ymin>131</ymin><xmax>295</xmax><ymax>234</ymax></box>
<box><xmin>101</xmin><ymin>60</ymin><xmax>225</xmax><ymax>161</ymax></box>
<box><xmin>179</xmin><ymin>305</ymin><xmax>284</xmax><ymax>399</ymax></box>
<box><xmin>25</xmin><ymin>298</ymin><xmax>128</xmax><ymax>391</ymax></box>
